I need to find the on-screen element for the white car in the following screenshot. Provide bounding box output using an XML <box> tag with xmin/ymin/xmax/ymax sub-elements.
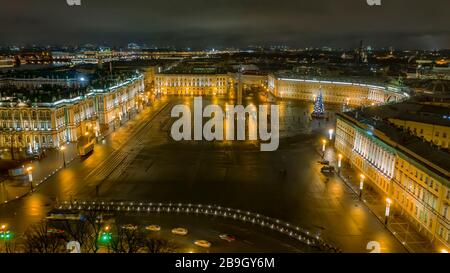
<box><xmin>194</xmin><ymin>240</ymin><xmax>211</xmax><ymax>248</ymax></box>
<box><xmin>171</xmin><ymin>227</ymin><xmax>188</xmax><ymax>236</ymax></box>
<box><xmin>122</xmin><ymin>224</ymin><xmax>138</xmax><ymax>230</ymax></box>
<box><xmin>145</xmin><ymin>225</ymin><xmax>161</xmax><ymax>232</ymax></box>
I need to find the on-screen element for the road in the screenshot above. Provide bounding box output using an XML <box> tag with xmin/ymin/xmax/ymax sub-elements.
<box><xmin>0</xmin><ymin>95</ymin><xmax>406</xmax><ymax>253</ymax></box>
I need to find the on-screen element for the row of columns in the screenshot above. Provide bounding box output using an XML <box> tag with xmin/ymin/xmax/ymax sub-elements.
<box><xmin>353</xmin><ymin>132</ymin><xmax>395</xmax><ymax>178</ymax></box>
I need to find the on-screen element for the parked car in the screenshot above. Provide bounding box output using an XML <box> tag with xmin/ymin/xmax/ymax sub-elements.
<box><xmin>317</xmin><ymin>160</ymin><xmax>330</xmax><ymax>165</ymax></box>
<box><xmin>321</xmin><ymin>166</ymin><xmax>335</xmax><ymax>173</ymax></box>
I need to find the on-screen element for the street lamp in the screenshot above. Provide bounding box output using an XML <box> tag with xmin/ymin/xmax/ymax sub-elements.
<box><xmin>60</xmin><ymin>145</ymin><xmax>66</xmax><ymax>168</ymax></box>
<box><xmin>359</xmin><ymin>174</ymin><xmax>365</xmax><ymax>199</ymax></box>
<box><xmin>385</xmin><ymin>198</ymin><xmax>392</xmax><ymax>225</ymax></box>
<box><xmin>321</xmin><ymin>139</ymin><xmax>327</xmax><ymax>158</ymax></box>
<box><xmin>328</xmin><ymin>129</ymin><xmax>334</xmax><ymax>140</ymax></box>
<box><xmin>26</xmin><ymin>166</ymin><xmax>33</xmax><ymax>191</ymax></box>
<box><xmin>338</xmin><ymin>154</ymin><xmax>342</xmax><ymax>173</ymax></box>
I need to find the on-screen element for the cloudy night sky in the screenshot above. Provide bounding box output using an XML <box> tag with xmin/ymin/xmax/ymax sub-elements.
<box><xmin>0</xmin><ymin>0</ymin><xmax>449</xmax><ymax>49</ymax></box>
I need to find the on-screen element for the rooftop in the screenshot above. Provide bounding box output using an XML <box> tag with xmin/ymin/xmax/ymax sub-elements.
<box><xmin>0</xmin><ymin>69</ymin><xmax>142</xmax><ymax>106</ymax></box>
<box><xmin>339</xmin><ymin>103</ymin><xmax>450</xmax><ymax>181</ymax></box>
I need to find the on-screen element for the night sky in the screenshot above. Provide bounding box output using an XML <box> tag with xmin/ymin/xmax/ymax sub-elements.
<box><xmin>0</xmin><ymin>0</ymin><xmax>449</xmax><ymax>49</ymax></box>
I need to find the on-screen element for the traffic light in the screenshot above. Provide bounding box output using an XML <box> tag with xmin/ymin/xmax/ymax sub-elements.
<box><xmin>0</xmin><ymin>230</ymin><xmax>13</xmax><ymax>240</ymax></box>
<box><xmin>98</xmin><ymin>225</ymin><xmax>112</xmax><ymax>244</ymax></box>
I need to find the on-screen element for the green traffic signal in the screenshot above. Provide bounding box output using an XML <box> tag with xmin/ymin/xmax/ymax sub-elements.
<box><xmin>99</xmin><ymin>232</ymin><xmax>112</xmax><ymax>243</ymax></box>
<box><xmin>0</xmin><ymin>231</ymin><xmax>13</xmax><ymax>240</ymax></box>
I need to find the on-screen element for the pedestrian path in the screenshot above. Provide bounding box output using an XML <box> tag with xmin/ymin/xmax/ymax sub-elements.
<box><xmin>320</xmin><ymin>142</ymin><xmax>439</xmax><ymax>253</ymax></box>
<box><xmin>0</xmin><ymin>143</ymin><xmax>77</xmax><ymax>204</ymax></box>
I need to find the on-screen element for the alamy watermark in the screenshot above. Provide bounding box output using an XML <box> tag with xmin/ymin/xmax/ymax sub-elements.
<box><xmin>66</xmin><ymin>0</ymin><xmax>81</xmax><ymax>6</ymax></box>
<box><xmin>366</xmin><ymin>0</ymin><xmax>381</xmax><ymax>6</ymax></box>
<box><xmin>170</xmin><ymin>97</ymin><xmax>279</xmax><ymax>151</ymax></box>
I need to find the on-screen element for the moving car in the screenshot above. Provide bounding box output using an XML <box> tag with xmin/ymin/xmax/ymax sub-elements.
<box><xmin>145</xmin><ymin>225</ymin><xmax>161</xmax><ymax>231</ymax></box>
<box><xmin>47</xmin><ymin>228</ymin><xmax>65</xmax><ymax>234</ymax></box>
<box><xmin>171</xmin><ymin>227</ymin><xmax>188</xmax><ymax>236</ymax></box>
<box><xmin>194</xmin><ymin>240</ymin><xmax>212</xmax><ymax>248</ymax></box>
<box><xmin>219</xmin><ymin>234</ymin><xmax>236</xmax><ymax>242</ymax></box>
<box><xmin>122</xmin><ymin>224</ymin><xmax>138</xmax><ymax>230</ymax></box>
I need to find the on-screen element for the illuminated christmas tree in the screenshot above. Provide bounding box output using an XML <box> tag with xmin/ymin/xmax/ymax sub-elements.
<box><xmin>312</xmin><ymin>90</ymin><xmax>325</xmax><ymax>118</ymax></box>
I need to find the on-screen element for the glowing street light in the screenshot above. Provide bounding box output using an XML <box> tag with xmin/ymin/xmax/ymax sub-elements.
<box><xmin>60</xmin><ymin>145</ymin><xmax>66</xmax><ymax>168</ymax></box>
<box><xmin>359</xmin><ymin>174</ymin><xmax>365</xmax><ymax>199</ymax></box>
<box><xmin>328</xmin><ymin>129</ymin><xmax>334</xmax><ymax>140</ymax></box>
<box><xmin>441</xmin><ymin>249</ymin><xmax>448</xmax><ymax>253</ymax></box>
<box><xmin>322</xmin><ymin>139</ymin><xmax>327</xmax><ymax>158</ymax></box>
<box><xmin>338</xmin><ymin>154</ymin><xmax>343</xmax><ymax>173</ymax></box>
<box><xmin>26</xmin><ymin>166</ymin><xmax>33</xmax><ymax>190</ymax></box>
<box><xmin>385</xmin><ymin>198</ymin><xmax>392</xmax><ymax>225</ymax></box>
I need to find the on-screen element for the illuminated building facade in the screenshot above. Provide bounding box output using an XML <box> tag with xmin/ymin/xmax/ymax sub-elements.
<box><xmin>268</xmin><ymin>74</ymin><xmax>408</xmax><ymax>106</ymax></box>
<box><xmin>335</xmin><ymin>105</ymin><xmax>450</xmax><ymax>250</ymax></box>
<box><xmin>0</xmin><ymin>73</ymin><xmax>144</xmax><ymax>156</ymax></box>
<box><xmin>155</xmin><ymin>74</ymin><xmax>230</xmax><ymax>96</ymax></box>
<box><xmin>388</xmin><ymin>118</ymin><xmax>450</xmax><ymax>149</ymax></box>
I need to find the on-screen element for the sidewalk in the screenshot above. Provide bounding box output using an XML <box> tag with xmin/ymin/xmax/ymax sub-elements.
<box><xmin>0</xmin><ymin>103</ymin><xmax>151</xmax><ymax>205</ymax></box>
<box><xmin>0</xmin><ymin>143</ymin><xmax>78</xmax><ymax>204</ymax></box>
<box><xmin>319</xmin><ymin>142</ymin><xmax>438</xmax><ymax>253</ymax></box>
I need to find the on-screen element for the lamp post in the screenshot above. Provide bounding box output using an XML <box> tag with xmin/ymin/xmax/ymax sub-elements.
<box><xmin>60</xmin><ymin>145</ymin><xmax>66</xmax><ymax>168</ymax></box>
<box><xmin>322</xmin><ymin>139</ymin><xmax>327</xmax><ymax>159</ymax></box>
<box><xmin>338</xmin><ymin>154</ymin><xmax>342</xmax><ymax>174</ymax></box>
<box><xmin>26</xmin><ymin>166</ymin><xmax>33</xmax><ymax>191</ymax></box>
<box><xmin>359</xmin><ymin>174</ymin><xmax>365</xmax><ymax>199</ymax></box>
<box><xmin>94</xmin><ymin>126</ymin><xmax>99</xmax><ymax>141</ymax></box>
<box><xmin>328</xmin><ymin>129</ymin><xmax>334</xmax><ymax>140</ymax></box>
<box><xmin>385</xmin><ymin>198</ymin><xmax>392</xmax><ymax>225</ymax></box>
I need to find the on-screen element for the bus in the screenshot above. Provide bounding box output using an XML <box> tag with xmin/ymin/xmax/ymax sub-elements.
<box><xmin>78</xmin><ymin>141</ymin><xmax>94</xmax><ymax>156</ymax></box>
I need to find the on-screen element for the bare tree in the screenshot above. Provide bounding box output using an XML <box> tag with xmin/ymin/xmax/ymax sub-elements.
<box><xmin>1</xmin><ymin>238</ymin><xmax>18</xmax><ymax>253</ymax></box>
<box><xmin>83</xmin><ymin>210</ymin><xmax>104</xmax><ymax>253</ymax></box>
<box><xmin>143</xmin><ymin>237</ymin><xmax>178</xmax><ymax>253</ymax></box>
<box><xmin>50</xmin><ymin>218</ymin><xmax>91</xmax><ymax>253</ymax></box>
<box><xmin>109</xmin><ymin>222</ymin><xmax>144</xmax><ymax>253</ymax></box>
<box><xmin>23</xmin><ymin>221</ymin><xmax>66</xmax><ymax>253</ymax></box>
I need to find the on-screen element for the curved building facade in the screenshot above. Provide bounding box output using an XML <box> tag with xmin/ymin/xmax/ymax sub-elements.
<box><xmin>268</xmin><ymin>74</ymin><xmax>408</xmax><ymax>106</ymax></box>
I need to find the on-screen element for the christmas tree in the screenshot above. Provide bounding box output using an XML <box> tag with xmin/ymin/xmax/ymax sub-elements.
<box><xmin>312</xmin><ymin>90</ymin><xmax>325</xmax><ymax>118</ymax></box>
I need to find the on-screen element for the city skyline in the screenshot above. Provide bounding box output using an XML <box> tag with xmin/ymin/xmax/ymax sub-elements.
<box><xmin>0</xmin><ymin>0</ymin><xmax>449</xmax><ymax>50</ymax></box>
